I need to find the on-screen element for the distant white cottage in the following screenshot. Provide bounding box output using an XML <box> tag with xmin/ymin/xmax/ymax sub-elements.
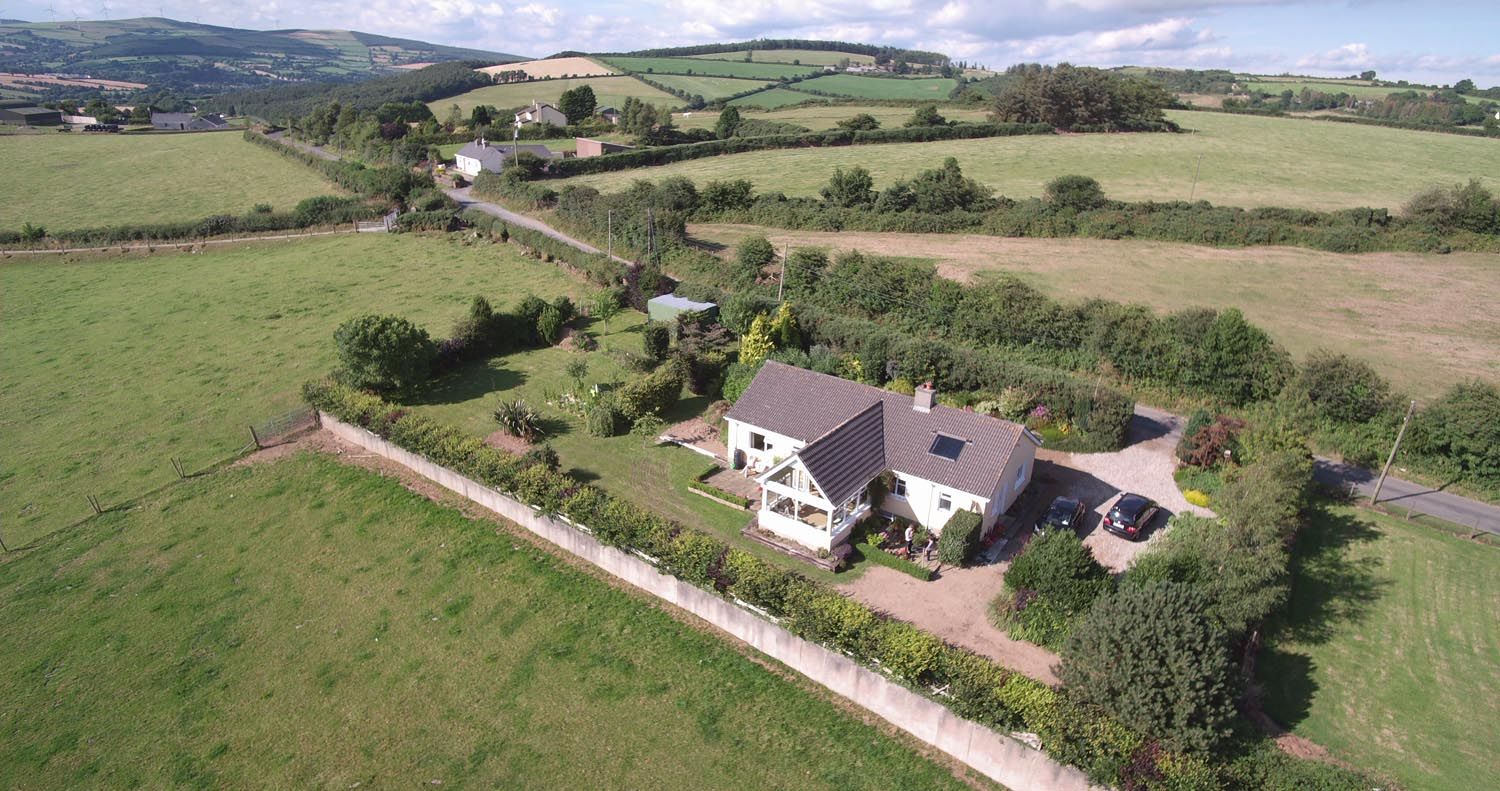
<box><xmin>452</xmin><ymin>138</ymin><xmax>560</xmax><ymax>176</ymax></box>
<box><xmin>725</xmin><ymin>362</ymin><xmax>1040</xmax><ymax>552</ymax></box>
<box><xmin>514</xmin><ymin>101</ymin><xmax>568</xmax><ymax>127</ymax></box>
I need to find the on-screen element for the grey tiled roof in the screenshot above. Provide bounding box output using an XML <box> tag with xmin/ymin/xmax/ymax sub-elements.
<box><xmin>455</xmin><ymin>141</ymin><xmax>559</xmax><ymax>172</ymax></box>
<box><xmin>728</xmin><ymin>361</ymin><xmax>1032</xmax><ymax>498</ymax></box>
<box><xmin>798</xmin><ymin>401</ymin><xmax>886</xmax><ymax>505</ymax></box>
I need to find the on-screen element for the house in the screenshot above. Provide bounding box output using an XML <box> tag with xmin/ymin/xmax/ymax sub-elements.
<box><xmin>726</xmin><ymin>362</ymin><xmax>1040</xmax><ymax>552</ymax></box>
<box><xmin>597</xmin><ymin>106</ymin><xmax>621</xmax><ymax>124</ymax></box>
<box><xmin>646</xmin><ymin>293</ymin><xmax>717</xmax><ymax>324</ymax></box>
<box><xmin>574</xmin><ymin>137</ymin><xmax>634</xmax><ymax>158</ymax></box>
<box><xmin>0</xmin><ymin>106</ymin><xmax>62</xmax><ymax>126</ymax></box>
<box><xmin>452</xmin><ymin>138</ymin><xmax>560</xmax><ymax>176</ymax></box>
<box><xmin>63</xmin><ymin>114</ymin><xmax>99</xmax><ymax>125</ymax></box>
<box><xmin>513</xmin><ymin>101</ymin><xmax>567</xmax><ymax>127</ymax></box>
<box><xmin>150</xmin><ymin>112</ymin><xmax>228</xmax><ymax>131</ymax></box>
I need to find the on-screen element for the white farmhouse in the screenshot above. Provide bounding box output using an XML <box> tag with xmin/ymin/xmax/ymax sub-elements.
<box><xmin>513</xmin><ymin>100</ymin><xmax>568</xmax><ymax>127</ymax></box>
<box><xmin>453</xmin><ymin>138</ymin><xmax>560</xmax><ymax>176</ymax></box>
<box><xmin>725</xmin><ymin>362</ymin><xmax>1040</xmax><ymax>552</ymax></box>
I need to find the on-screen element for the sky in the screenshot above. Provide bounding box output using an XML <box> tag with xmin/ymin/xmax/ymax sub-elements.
<box><xmin>7</xmin><ymin>0</ymin><xmax>1499</xmax><ymax>87</ymax></box>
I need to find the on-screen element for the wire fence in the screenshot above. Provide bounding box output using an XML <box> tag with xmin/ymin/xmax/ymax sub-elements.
<box><xmin>249</xmin><ymin>406</ymin><xmax>319</xmax><ymax>449</ymax></box>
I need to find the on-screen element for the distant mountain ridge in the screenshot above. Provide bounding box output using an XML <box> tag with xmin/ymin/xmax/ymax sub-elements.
<box><xmin>0</xmin><ymin>17</ymin><xmax>525</xmax><ymax>94</ymax></box>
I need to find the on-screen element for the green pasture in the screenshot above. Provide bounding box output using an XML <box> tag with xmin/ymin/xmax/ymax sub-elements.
<box><xmin>0</xmin><ymin>453</ymin><xmax>980</xmax><ymax>790</ymax></box>
<box><xmin>676</xmin><ymin>103</ymin><xmax>990</xmax><ymax>130</ymax></box>
<box><xmin>0</xmin><ymin>234</ymin><xmax>591</xmax><ymax>547</ymax></box>
<box><xmin>0</xmin><ymin>132</ymin><xmax>339</xmax><ymax>230</ymax></box>
<box><xmin>560</xmin><ymin>110</ymin><xmax>1500</xmax><ymax>211</ymax></box>
<box><xmin>429</xmin><ymin>75</ymin><xmax>676</xmax><ymax>118</ymax></box>
<box><xmin>795</xmin><ymin>73</ymin><xmax>961</xmax><ymax>101</ymax></box>
<box><xmin>644</xmin><ymin>74</ymin><xmax>773</xmax><ymax>100</ymax></box>
<box><xmin>687</xmin><ymin>49</ymin><xmax>875</xmax><ymax>66</ymax></box>
<box><xmin>726</xmin><ymin>87</ymin><xmax>827</xmax><ymax>109</ymax></box>
<box><xmin>601</xmin><ymin>56</ymin><xmax>820</xmax><ymax>81</ymax></box>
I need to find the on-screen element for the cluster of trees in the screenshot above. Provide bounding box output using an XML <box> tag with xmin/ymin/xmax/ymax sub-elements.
<box><xmin>990</xmin><ymin>63</ymin><xmax>1177</xmax><ymax>131</ymax></box>
<box><xmin>206</xmin><ymin>61</ymin><xmax>492</xmax><ymax>121</ymax></box>
<box><xmin>1360</xmin><ymin>90</ymin><xmax>1497</xmax><ymax>127</ymax></box>
<box><xmin>818</xmin><ymin>158</ymin><xmax>994</xmax><ymax>213</ymax></box>
<box><xmin>592</xmin><ymin>39</ymin><xmax>949</xmax><ymax>66</ymax></box>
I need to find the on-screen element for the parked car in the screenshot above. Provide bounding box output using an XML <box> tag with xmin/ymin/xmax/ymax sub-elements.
<box><xmin>1034</xmin><ymin>496</ymin><xmax>1087</xmax><ymax>535</ymax></box>
<box><xmin>1102</xmin><ymin>493</ymin><xmax>1159</xmax><ymax>540</ymax></box>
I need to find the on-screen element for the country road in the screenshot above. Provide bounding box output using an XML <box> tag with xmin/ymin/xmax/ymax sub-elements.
<box><xmin>444</xmin><ymin>186</ymin><xmax>635</xmax><ymax>267</ymax></box>
<box><xmin>1134</xmin><ymin>405</ymin><xmax>1499</xmax><ymax>534</ymax></box>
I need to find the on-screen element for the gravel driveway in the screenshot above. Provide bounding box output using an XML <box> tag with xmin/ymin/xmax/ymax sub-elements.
<box><xmin>1036</xmin><ymin>405</ymin><xmax>1214</xmax><ymax>572</ymax></box>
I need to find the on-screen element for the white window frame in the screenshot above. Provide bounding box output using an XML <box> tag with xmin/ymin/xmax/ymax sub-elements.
<box><xmin>938</xmin><ymin>493</ymin><xmax>952</xmax><ymax>511</ymax></box>
<box><xmin>891</xmin><ymin>476</ymin><xmax>908</xmax><ymax>499</ymax></box>
<box><xmin>1014</xmin><ymin>463</ymin><xmax>1028</xmax><ymax>490</ymax></box>
<box><xmin>750</xmin><ymin>432</ymin><xmax>767</xmax><ymax>451</ymax></box>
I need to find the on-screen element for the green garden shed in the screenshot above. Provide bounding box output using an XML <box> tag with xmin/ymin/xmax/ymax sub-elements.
<box><xmin>647</xmin><ymin>293</ymin><xmax>718</xmax><ymax>324</ymax></box>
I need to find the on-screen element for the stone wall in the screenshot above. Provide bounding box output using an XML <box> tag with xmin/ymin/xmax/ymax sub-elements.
<box><xmin>321</xmin><ymin>413</ymin><xmax>1095</xmax><ymax>791</ymax></box>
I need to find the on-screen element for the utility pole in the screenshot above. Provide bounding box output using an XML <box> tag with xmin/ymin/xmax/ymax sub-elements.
<box><xmin>606</xmin><ymin>209</ymin><xmax>612</xmax><ymax>261</ymax></box>
<box><xmin>777</xmin><ymin>243</ymin><xmax>788</xmax><ymax>302</ymax></box>
<box><xmin>1188</xmin><ymin>154</ymin><xmax>1205</xmax><ymax>202</ymax></box>
<box><xmin>1372</xmin><ymin>399</ymin><xmax>1417</xmax><ymax>504</ymax></box>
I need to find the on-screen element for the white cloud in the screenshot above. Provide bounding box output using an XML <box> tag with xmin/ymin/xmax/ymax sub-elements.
<box><xmin>1296</xmin><ymin>42</ymin><xmax>1373</xmax><ymax>70</ymax></box>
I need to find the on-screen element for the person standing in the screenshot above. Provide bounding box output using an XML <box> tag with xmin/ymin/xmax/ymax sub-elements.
<box><xmin>904</xmin><ymin>522</ymin><xmax>915</xmax><ymax>556</ymax></box>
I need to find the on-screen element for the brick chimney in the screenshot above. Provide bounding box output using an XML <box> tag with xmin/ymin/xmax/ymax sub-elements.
<box><xmin>914</xmin><ymin>382</ymin><xmax>936</xmax><ymax>413</ymax></box>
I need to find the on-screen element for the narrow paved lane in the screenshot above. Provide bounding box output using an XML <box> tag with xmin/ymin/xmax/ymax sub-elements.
<box><xmin>444</xmin><ymin>186</ymin><xmax>632</xmax><ymax>266</ymax></box>
<box><xmin>1134</xmin><ymin>405</ymin><xmax>1499</xmax><ymax>533</ymax></box>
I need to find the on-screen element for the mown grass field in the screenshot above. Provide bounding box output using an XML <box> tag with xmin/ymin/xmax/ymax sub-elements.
<box><xmin>690</xmin><ymin>49</ymin><xmax>875</xmax><ymax>66</ymax></box>
<box><xmin>0</xmin><ymin>234</ymin><xmax>593</xmax><ymax>547</ymax></box>
<box><xmin>0</xmin><ymin>132</ymin><xmax>338</xmax><ymax>230</ymax></box>
<box><xmin>1258</xmin><ymin>502</ymin><xmax>1500</xmax><ymax>791</ymax></box>
<box><xmin>675</xmin><ymin>103</ymin><xmax>989</xmax><ymax>130</ymax></box>
<box><xmin>429</xmin><ymin>75</ymin><xmax>675</xmax><ymax>118</ymax></box>
<box><xmin>601</xmin><ymin>56</ymin><xmax>819</xmax><ymax>81</ymax></box>
<box><xmin>726</xmin><ymin>87</ymin><xmax>827</xmax><ymax>108</ymax></box>
<box><xmin>795</xmin><ymin>73</ymin><xmax>961</xmax><ymax>100</ymax></box>
<box><xmin>645</xmin><ymin>73</ymin><xmax>772</xmax><ymax>100</ymax></box>
<box><xmin>0</xmin><ymin>452</ymin><xmax>983</xmax><ymax>790</ymax></box>
<box><xmin>561</xmin><ymin>110</ymin><xmax>1500</xmax><ymax>211</ymax></box>
<box><xmin>689</xmin><ymin>224</ymin><xmax>1500</xmax><ymax>398</ymax></box>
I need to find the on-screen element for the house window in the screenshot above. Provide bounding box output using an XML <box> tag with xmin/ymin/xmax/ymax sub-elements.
<box><xmin>891</xmin><ymin>476</ymin><xmax>908</xmax><ymax>499</ymax></box>
<box><xmin>938</xmin><ymin>493</ymin><xmax>952</xmax><ymax>511</ymax></box>
<box><xmin>750</xmin><ymin>432</ymin><xmax>766</xmax><ymax>451</ymax></box>
<box><xmin>1015</xmin><ymin>463</ymin><xmax>1028</xmax><ymax>490</ymax></box>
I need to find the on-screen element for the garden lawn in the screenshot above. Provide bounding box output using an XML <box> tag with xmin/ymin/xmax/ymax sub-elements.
<box><xmin>559</xmin><ymin>110</ymin><xmax>1500</xmax><ymax>211</ymax></box>
<box><xmin>428</xmin><ymin>75</ymin><xmax>676</xmax><ymax>118</ymax></box>
<box><xmin>0</xmin><ymin>453</ymin><xmax>984</xmax><ymax>790</ymax></box>
<box><xmin>0</xmin><ymin>132</ymin><xmax>339</xmax><ymax>230</ymax></box>
<box><xmin>0</xmin><ymin>234</ymin><xmax>591</xmax><ymax>547</ymax></box>
<box><xmin>795</xmin><ymin>73</ymin><xmax>961</xmax><ymax>100</ymax></box>
<box><xmin>690</xmin><ymin>49</ymin><xmax>875</xmax><ymax>66</ymax></box>
<box><xmin>1258</xmin><ymin>502</ymin><xmax>1500</xmax><ymax>791</ymax></box>
<box><xmin>406</xmin><ymin>327</ymin><xmax>862</xmax><ymax>584</ymax></box>
<box><xmin>645</xmin><ymin>74</ymin><xmax>773</xmax><ymax>100</ymax></box>
<box><xmin>601</xmin><ymin>56</ymin><xmax>819</xmax><ymax>81</ymax></box>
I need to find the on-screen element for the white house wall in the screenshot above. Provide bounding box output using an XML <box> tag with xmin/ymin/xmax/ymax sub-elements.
<box><xmin>880</xmin><ymin>471</ymin><xmax>988</xmax><ymax>535</ymax></box>
<box><xmin>987</xmin><ymin>437</ymin><xmax>1038</xmax><ymax>523</ymax></box>
<box><xmin>726</xmin><ymin>418</ymin><xmax>804</xmax><ymax>473</ymax></box>
<box><xmin>455</xmin><ymin>155</ymin><xmax>481</xmax><ymax>176</ymax></box>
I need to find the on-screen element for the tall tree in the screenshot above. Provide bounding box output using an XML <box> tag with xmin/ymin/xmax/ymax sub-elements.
<box><xmin>714</xmin><ymin>105</ymin><xmax>742</xmax><ymax>139</ymax></box>
<box><xmin>558</xmin><ymin>85</ymin><xmax>598</xmax><ymax>125</ymax></box>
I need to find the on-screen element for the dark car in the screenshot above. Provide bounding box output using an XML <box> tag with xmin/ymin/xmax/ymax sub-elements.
<box><xmin>1102</xmin><ymin>494</ymin><xmax>1159</xmax><ymax>540</ymax></box>
<box><xmin>1034</xmin><ymin>496</ymin><xmax>1087</xmax><ymax>535</ymax></box>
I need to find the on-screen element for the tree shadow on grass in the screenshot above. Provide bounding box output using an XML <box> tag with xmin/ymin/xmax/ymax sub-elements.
<box><xmin>664</xmin><ymin>394</ymin><xmax>713</xmax><ymax>424</ymax></box>
<box><xmin>1257</xmin><ymin>500</ymin><xmax>1390</xmax><ymax>729</ymax></box>
<box><xmin>411</xmin><ymin>359</ymin><xmax>526</xmax><ymax>407</ymax></box>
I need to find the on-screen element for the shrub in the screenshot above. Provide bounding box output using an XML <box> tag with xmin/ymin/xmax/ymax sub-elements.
<box><xmin>876</xmin><ymin>621</ymin><xmax>944</xmax><ymax>683</ymax></box>
<box><xmin>1183</xmin><ymin>489</ymin><xmax>1212</xmax><ymax>507</ymax></box>
<box><xmin>1045</xmin><ymin>175</ymin><xmax>1107</xmax><ymax>212</ymax></box>
<box><xmin>641</xmin><ymin>321</ymin><xmax>670</xmax><ymax>363</ymax></box>
<box><xmin>583</xmin><ymin>393</ymin><xmax>622</xmax><ymax>437</ymax></box>
<box><xmin>936</xmin><ymin>511</ymin><xmax>983</xmax><ymax>566</ymax></box>
<box><xmin>1004</xmin><ymin>530</ymin><xmax>1111</xmax><ymax>615</ymax></box>
<box><xmin>735</xmin><ymin>235</ymin><xmax>776</xmax><ymax>284</ymax></box>
<box><xmin>1291</xmin><ymin>350</ymin><xmax>1393</xmax><ymax>423</ymax></box>
<box><xmin>332</xmin><ymin>314</ymin><xmax>436</xmax><ymax>394</ymax></box>
<box><xmin>536</xmin><ymin>304</ymin><xmax>564</xmax><ymax>345</ymax></box>
<box><xmin>493</xmin><ymin>398</ymin><xmax>544</xmax><ymax>442</ymax></box>
<box><xmin>720</xmin><ymin>361</ymin><xmax>760</xmax><ymax>403</ymax></box>
<box><xmin>1060</xmin><ymin>582</ymin><xmax>1238</xmax><ymax>754</ymax></box>
<box><xmin>1409</xmin><ymin>379</ymin><xmax>1500</xmax><ymax>485</ymax></box>
<box><xmin>614</xmin><ymin>365</ymin><xmax>684</xmax><ymax>420</ymax></box>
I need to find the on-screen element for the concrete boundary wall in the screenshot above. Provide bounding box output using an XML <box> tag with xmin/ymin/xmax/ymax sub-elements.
<box><xmin>321</xmin><ymin>413</ymin><xmax>1094</xmax><ymax>791</ymax></box>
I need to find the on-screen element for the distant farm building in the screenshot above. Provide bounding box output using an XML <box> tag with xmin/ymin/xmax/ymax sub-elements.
<box><xmin>598</xmin><ymin>106</ymin><xmax>621</xmax><ymax>124</ymax></box>
<box><xmin>514</xmin><ymin>101</ymin><xmax>567</xmax><ymax>127</ymax></box>
<box><xmin>0</xmin><ymin>106</ymin><xmax>62</xmax><ymax>126</ymax></box>
<box><xmin>574</xmin><ymin>137</ymin><xmax>634</xmax><ymax>158</ymax></box>
<box><xmin>150</xmin><ymin>112</ymin><xmax>229</xmax><ymax>131</ymax></box>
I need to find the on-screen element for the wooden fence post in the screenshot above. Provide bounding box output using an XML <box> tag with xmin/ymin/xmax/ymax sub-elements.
<box><xmin>248</xmin><ymin>425</ymin><xmax>261</xmax><ymax>449</ymax></box>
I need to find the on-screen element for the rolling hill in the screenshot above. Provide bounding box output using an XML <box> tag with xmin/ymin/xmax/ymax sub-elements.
<box><xmin>0</xmin><ymin>17</ymin><xmax>524</xmax><ymax>94</ymax></box>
